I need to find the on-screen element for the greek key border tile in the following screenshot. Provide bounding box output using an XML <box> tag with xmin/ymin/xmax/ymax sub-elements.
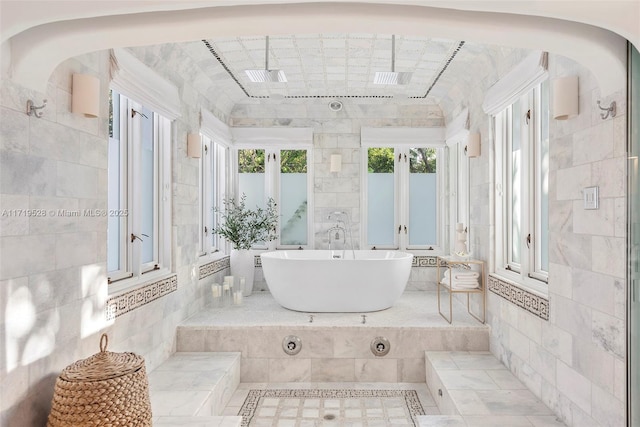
<box><xmin>412</xmin><ymin>255</ymin><xmax>437</xmax><ymax>267</ymax></box>
<box><xmin>106</xmin><ymin>275</ymin><xmax>177</xmax><ymax>321</ymax></box>
<box><xmin>199</xmin><ymin>256</ymin><xmax>231</xmax><ymax>280</ymax></box>
<box><xmin>239</xmin><ymin>389</ymin><xmax>425</xmax><ymax>427</ymax></box>
<box><xmin>488</xmin><ymin>275</ymin><xmax>549</xmax><ymax>321</ymax></box>
<box><xmin>255</xmin><ymin>255</ymin><xmax>261</xmax><ymax>267</ymax></box>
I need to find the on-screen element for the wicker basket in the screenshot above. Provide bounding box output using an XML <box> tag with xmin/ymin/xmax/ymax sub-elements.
<box><xmin>47</xmin><ymin>334</ymin><xmax>152</xmax><ymax>426</ymax></box>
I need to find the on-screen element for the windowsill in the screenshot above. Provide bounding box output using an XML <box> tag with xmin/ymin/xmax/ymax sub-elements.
<box><xmin>490</xmin><ymin>270</ymin><xmax>549</xmax><ymax>299</ymax></box>
<box><xmin>108</xmin><ymin>267</ymin><xmax>173</xmax><ymax>296</ymax></box>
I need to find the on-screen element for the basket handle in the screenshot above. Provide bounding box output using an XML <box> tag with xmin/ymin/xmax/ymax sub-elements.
<box><xmin>100</xmin><ymin>333</ymin><xmax>108</xmax><ymax>352</ymax></box>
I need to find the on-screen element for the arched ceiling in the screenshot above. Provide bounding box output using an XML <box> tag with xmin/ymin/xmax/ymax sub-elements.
<box><xmin>0</xmin><ymin>1</ymin><xmax>631</xmax><ymax>101</ymax></box>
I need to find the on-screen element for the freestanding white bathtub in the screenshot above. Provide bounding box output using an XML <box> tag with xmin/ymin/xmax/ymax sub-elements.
<box><xmin>260</xmin><ymin>250</ymin><xmax>413</xmax><ymax>312</ymax></box>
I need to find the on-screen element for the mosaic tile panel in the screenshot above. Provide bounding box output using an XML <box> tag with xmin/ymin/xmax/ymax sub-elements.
<box><xmin>199</xmin><ymin>256</ymin><xmax>231</xmax><ymax>279</ymax></box>
<box><xmin>254</xmin><ymin>255</ymin><xmax>261</xmax><ymax>268</ymax></box>
<box><xmin>412</xmin><ymin>255</ymin><xmax>437</xmax><ymax>267</ymax></box>
<box><xmin>488</xmin><ymin>275</ymin><xmax>549</xmax><ymax>321</ymax></box>
<box><xmin>239</xmin><ymin>389</ymin><xmax>425</xmax><ymax>427</ymax></box>
<box><xmin>106</xmin><ymin>275</ymin><xmax>178</xmax><ymax>321</ymax></box>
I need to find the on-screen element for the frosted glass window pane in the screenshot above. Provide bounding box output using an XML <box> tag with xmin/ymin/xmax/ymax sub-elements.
<box><xmin>140</xmin><ymin>106</ymin><xmax>155</xmax><ymax>264</ymax></box>
<box><xmin>409</xmin><ymin>147</ymin><xmax>437</xmax><ymax>246</ymax></box>
<box><xmin>367</xmin><ymin>147</ymin><xmax>395</xmax><ymax>246</ymax></box>
<box><xmin>280</xmin><ymin>150</ymin><xmax>307</xmax><ymax>245</ymax></box>
<box><xmin>107</xmin><ymin>91</ymin><xmax>121</xmax><ymax>273</ymax></box>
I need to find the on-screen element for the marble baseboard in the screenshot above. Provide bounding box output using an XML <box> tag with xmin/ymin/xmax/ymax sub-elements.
<box><xmin>106</xmin><ymin>274</ymin><xmax>178</xmax><ymax>321</ymax></box>
<box><xmin>487</xmin><ymin>275</ymin><xmax>549</xmax><ymax>321</ymax></box>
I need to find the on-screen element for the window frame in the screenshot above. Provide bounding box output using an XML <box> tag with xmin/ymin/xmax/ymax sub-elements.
<box><xmin>361</xmin><ymin>142</ymin><xmax>444</xmax><ymax>252</ymax></box>
<box><xmin>107</xmin><ymin>90</ymin><xmax>172</xmax><ymax>293</ymax></box>
<box><xmin>199</xmin><ymin>134</ymin><xmax>231</xmax><ymax>258</ymax></box>
<box><xmin>234</xmin><ymin>142</ymin><xmax>314</xmax><ymax>250</ymax></box>
<box><xmin>494</xmin><ymin>81</ymin><xmax>549</xmax><ymax>292</ymax></box>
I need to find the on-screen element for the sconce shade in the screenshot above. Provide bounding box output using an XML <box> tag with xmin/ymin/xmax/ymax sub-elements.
<box><xmin>466</xmin><ymin>132</ymin><xmax>481</xmax><ymax>158</ymax></box>
<box><xmin>187</xmin><ymin>133</ymin><xmax>202</xmax><ymax>158</ymax></box>
<box><xmin>552</xmin><ymin>76</ymin><xmax>579</xmax><ymax>120</ymax></box>
<box><xmin>71</xmin><ymin>74</ymin><xmax>100</xmax><ymax>118</ymax></box>
<box><xmin>330</xmin><ymin>154</ymin><xmax>342</xmax><ymax>173</ymax></box>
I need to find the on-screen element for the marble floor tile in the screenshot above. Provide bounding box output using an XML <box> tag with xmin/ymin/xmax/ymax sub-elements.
<box><xmin>417</xmin><ymin>415</ymin><xmax>467</xmax><ymax>426</ymax></box>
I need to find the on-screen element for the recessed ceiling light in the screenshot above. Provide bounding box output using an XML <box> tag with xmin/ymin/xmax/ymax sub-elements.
<box><xmin>328</xmin><ymin>100</ymin><xmax>343</xmax><ymax>111</ymax></box>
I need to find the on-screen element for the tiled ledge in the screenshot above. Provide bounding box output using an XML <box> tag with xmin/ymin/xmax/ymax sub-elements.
<box><xmin>106</xmin><ymin>274</ymin><xmax>178</xmax><ymax>321</ymax></box>
<box><xmin>487</xmin><ymin>275</ymin><xmax>549</xmax><ymax>321</ymax></box>
<box><xmin>253</xmin><ymin>254</ymin><xmax>438</xmax><ymax>268</ymax></box>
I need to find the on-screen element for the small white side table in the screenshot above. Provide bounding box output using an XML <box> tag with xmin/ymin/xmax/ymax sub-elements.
<box><xmin>436</xmin><ymin>255</ymin><xmax>485</xmax><ymax>324</ymax></box>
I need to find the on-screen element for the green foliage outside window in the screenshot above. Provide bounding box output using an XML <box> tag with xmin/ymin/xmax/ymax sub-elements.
<box><xmin>368</xmin><ymin>147</ymin><xmax>395</xmax><ymax>173</ymax></box>
<box><xmin>238</xmin><ymin>149</ymin><xmax>307</xmax><ymax>173</ymax></box>
<box><xmin>368</xmin><ymin>147</ymin><xmax>437</xmax><ymax>173</ymax></box>
<box><xmin>238</xmin><ymin>149</ymin><xmax>265</xmax><ymax>173</ymax></box>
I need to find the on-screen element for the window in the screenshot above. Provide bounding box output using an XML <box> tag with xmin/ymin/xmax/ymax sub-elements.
<box><xmin>363</xmin><ymin>145</ymin><xmax>441</xmax><ymax>250</ymax></box>
<box><xmin>107</xmin><ymin>90</ymin><xmax>171</xmax><ymax>285</ymax></box>
<box><xmin>495</xmin><ymin>81</ymin><xmax>549</xmax><ymax>288</ymax></box>
<box><xmin>236</xmin><ymin>147</ymin><xmax>312</xmax><ymax>248</ymax></box>
<box><xmin>200</xmin><ymin>134</ymin><xmax>229</xmax><ymax>256</ymax></box>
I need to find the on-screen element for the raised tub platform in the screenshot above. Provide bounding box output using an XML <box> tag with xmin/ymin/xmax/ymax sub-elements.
<box><xmin>177</xmin><ymin>291</ymin><xmax>489</xmax><ymax>383</ymax></box>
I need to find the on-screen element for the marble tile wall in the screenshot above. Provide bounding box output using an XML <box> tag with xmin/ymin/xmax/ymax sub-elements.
<box><xmin>0</xmin><ymin>43</ymin><xmax>232</xmax><ymax>426</ymax></box>
<box><xmin>229</xmin><ymin>100</ymin><xmax>444</xmax><ymax>252</ymax></box>
<box><xmin>440</xmin><ymin>51</ymin><xmax>627</xmax><ymax>426</ymax></box>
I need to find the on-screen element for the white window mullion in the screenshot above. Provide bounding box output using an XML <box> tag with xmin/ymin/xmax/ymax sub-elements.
<box><xmin>397</xmin><ymin>148</ymin><xmax>407</xmax><ymax>250</ymax></box>
<box><xmin>129</xmin><ymin>101</ymin><xmax>142</xmax><ymax>277</ymax></box>
<box><xmin>269</xmin><ymin>149</ymin><xmax>280</xmax><ymax>250</ymax></box>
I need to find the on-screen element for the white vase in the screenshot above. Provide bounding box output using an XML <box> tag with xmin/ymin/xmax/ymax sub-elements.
<box><xmin>230</xmin><ymin>249</ymin><xmax>255</xmax><ymax>296</ymax></box>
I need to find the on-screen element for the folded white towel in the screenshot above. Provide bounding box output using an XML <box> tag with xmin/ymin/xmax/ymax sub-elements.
<box><xmin>441</xmin><ymin>280</ymin><xmax>480</xmax><ymax>290</ymax></box>
<box><xmin>443</xmin><ymin>270</ymin><xmax>480</xmax><ymax>280</ymax></box>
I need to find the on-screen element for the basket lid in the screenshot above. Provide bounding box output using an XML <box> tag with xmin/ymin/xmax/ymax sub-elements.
<box><xmin>60</xmin><ymin>334</ymin><xmax>145</xmax><ymax>382</ymax></box>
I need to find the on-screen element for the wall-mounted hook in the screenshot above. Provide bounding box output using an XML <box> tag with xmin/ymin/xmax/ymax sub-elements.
<box><xmin>26</xmin><ymin>99</ymin><xmax>47</xmax><ymax>118</ymax></box>
<box><xmin>596</xmin><ymin>100</ymin><xmax>616</xmax><ymax>120</ymax></box>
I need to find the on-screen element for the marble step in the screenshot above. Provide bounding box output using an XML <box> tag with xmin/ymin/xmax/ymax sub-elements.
<box><xmin>423</xmin><ymin>351</ymin><xmax>566</xmax><ymax>426</ymax></box>
<box><xmin>148</xmin><ymin>352</ymin><xmax>241</xmax><ymax>419</ymax></box>
<box><xmin>153</xmin><ymin>416</ymin><xmax>242</xmax><ymax>427</ymax></box>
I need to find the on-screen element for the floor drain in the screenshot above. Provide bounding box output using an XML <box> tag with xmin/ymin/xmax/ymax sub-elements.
<box><xmin>323</xmin><ymin>414</ymin><xmax>336</xmax><ymax>420</ymax></box>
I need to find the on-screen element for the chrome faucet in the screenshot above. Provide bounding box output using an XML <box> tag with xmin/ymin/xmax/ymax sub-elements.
<box><xmin>327</xmin><ymin>211</ymin><xmax>355</xmax><ymax>259</ymax></box>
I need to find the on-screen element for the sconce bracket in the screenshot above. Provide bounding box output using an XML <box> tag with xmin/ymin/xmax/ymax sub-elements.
<box><xmin>596</xmin><ymin>100</ymin><xmax>616</xmax><ymax>120</ymax></box>
<box><xmin>26</xmin><ymin>99</ymin><xmax>47</xmax><ymax>118</ymax></box>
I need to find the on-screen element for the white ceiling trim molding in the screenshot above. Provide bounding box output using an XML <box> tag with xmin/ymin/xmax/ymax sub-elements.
<box><xmin>231</xmin><ymin>127</ymin><xmax>313</xmax><ymax>148</ymax></box>
<box><xmin>482</xmin><ymin>51</ymin><xmax>549</xmax><ymax>115</ymax></box>
<box><xmin>200</xmin><ymin>109</ymin><xmax>232</xmax><ymax>145</ymax></box>
<box><xmin>110</xmin><ymin>48</ymin><xmax>181</xmax><ymax>120</ymax></box>
<box><xmin>7</xmin><ymin>3</ymin><xmax>626</xmax><ymax>96</ymax></box>
<box><xmin>445</xmin><ymin>107</ymin><xmax>469</xmax><ymax>147</ymax></box>
<box><xmin>361</xmin><ymin>127</ymin><xmax>446</xmax><ymax>148</ymax></box>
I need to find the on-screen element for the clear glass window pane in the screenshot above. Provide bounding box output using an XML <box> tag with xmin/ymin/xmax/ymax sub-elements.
<box><xmin>539</xmin><ymin>81</ymin><xmax>550</xmax><ymax>272</ymax></box>
<box><xmin>367</xmin><ymin>147</ymin><xmax>395</xmax><ymax>246</ymax></box>
<box><xmin>107</xmin><ymin>91</ymin><xmax>122</xmax><ymax>273</ymax></box>
<box><xmin>409</xmin><ymin>148</ymin><xmax>437</xmax><ymax>246</ymax></box>
<box><xmin>280</xmin><ymin>150</ymin><xmax>308</xmax><ymax>245</ymax></box>
<box><xmin>140</xmin><ymin>106</ymin><xmax>155</xmax><ymax>264</ymax></box>
<box><xmin>510</xmin><ymin>102</ymin><xmax>522</xmax><ymax>265</ymax></box>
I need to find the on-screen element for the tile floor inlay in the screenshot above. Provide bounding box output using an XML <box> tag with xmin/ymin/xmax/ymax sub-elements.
<box><xmin>239</xmin><ymin>389</ymin><xmax>425</xmax><ymax>426</ymax></box>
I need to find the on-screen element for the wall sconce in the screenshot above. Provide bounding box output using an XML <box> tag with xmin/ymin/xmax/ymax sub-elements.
<box><xmin>71</xmin><ymin>74</ymin><xmax>100</xmax><ymax>118</ymax></box>
<box><xmin>187</xmin><ymin>133</ymin><xmax>202</xmax><ymax>158</ymax></box>
<box><xmin>465</xmin><ymin>133</ymin><xmax>481</xmax><ymax>158</ymax></box>
<box><xmin>330</xmin><ymin>154</ymin><xmax>342</xmax><ymax>173</ymax></box>
<box><xmin>552</xmin><ymin>76</ymin><xmax>579</xmax><ymax>120</ymax></box>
